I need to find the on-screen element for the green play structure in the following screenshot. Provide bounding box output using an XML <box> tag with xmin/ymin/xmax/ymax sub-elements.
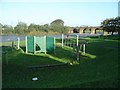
<box><xmin>26</xmin><ymin>36</ymin><xmax>55</xmax><ymax>54</ymax></box>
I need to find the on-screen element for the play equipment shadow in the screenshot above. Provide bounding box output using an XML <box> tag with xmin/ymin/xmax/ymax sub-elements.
<box><xmin>50</xmin><ymin>46</ymin><xmax>78</xmax><ymax>62</ymax></box>
<box><xmin>2</xmin><ymin>51</ymin><xmax>66</xmax><ymax>68</ymax></box>
<box><xmin>20</xmin><ymin>46</ymin><xmax>26</xmax><ymax>52</ymax></box>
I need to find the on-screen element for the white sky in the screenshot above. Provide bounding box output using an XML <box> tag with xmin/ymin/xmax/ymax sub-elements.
<box><xmin>0</xmin><ymin>0</ymin><xmax>119</xmax><ymax>27</ymax></box>
<box><xmin>1</xmin><ymin>0</ymin><xmax>119</xmax><ymax>2</ymax></box>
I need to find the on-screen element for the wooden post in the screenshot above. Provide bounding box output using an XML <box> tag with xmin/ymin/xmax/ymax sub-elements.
<box><xmin>62</xmin><ymin>34</ymin><xmax>64</xmax><ymax>47</ymax></box>
<box><xmin>44</xmin><ymin>36</ymin><xmax>46</xmax><ymax>54</ymax></box>
<box><xmin>12</xmin><ymin>41</ymin><xmax>14</xmax><ymax>47</ymax></box>
<box><xmin>26</xmin><ymin>36</ymin><xmax>28</xmax><ymax>53</ymax></box>
<box><xmin>70</xmin><ymin>42</ymin><xmax>71</xmax><ymax>47</ymax></box>
<box><xmin>83</xmin><ymin>44</ymin><xmax>85</xmax><ymax>55</ymax></box>
<box><xmin>17</xmin><ymin>37</ymin><xmax>20</xmax><ymax>49</ymax></box>
<box><xmin>76</xmin><ymin>47</ymin><xmax>79</xmax><ymax>61</ymax></box>
<box><xmin>54</xmin><ymin>37</ymin><xmax>56</xmax><ymax>54</ymax></box>
<box><xmin>76</xmin><ymin>35</ymin><xmax>79</xmax><ymax>60</ymax></box>
<box><xmin>80</xmin><ymin>44</ymin><xmax>82</xmax><ymax>52</ymax></box>
<box><xmin>11</xmin><ymin>41</ymin><xmax>14</xmax><ymax>51</ymax></box>
<box><xmin>34</xmin><ymin>36</ymin><xmax>36</xmax><ymax>54</ymax></box>
<box><xmin>77</xmin><ymin>35</ymin><xmax>79</xmax><ymax>47</ymax></box>
<box><xmin>6</xmin><ymin>50</ymin><xmax>8</xmax><ymax>65</ymax></box>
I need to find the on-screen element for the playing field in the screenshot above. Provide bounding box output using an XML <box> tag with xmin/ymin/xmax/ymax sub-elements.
<box><xmin>2</xmin><ymin>35</ymin><xmax>119</xmax><ymax>88</ymax></box>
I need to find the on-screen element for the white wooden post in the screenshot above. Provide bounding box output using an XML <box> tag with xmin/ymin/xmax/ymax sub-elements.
<box><xmin>26</xmin><ymin>36</ymin><xmax>28</xmax><ymax>53</ymax></box>
<box><xmin>76</xmin><ymin>46</ymin><xmax>79</xmax><ymax>61</ymax></box>
<box><xmin>44</xmin><ymin>36</ymin><xmax>46</xmax><ymax>54</ymax></box>
<box><xmin>83</xmin><ymin>44</ymin><xmax>85</xmax><ymax>55</ymax></box>
<box><xmin>62</xmin><ymin>34</ymin><xmax>64</xmax><ymax>47</ymax></box>
<box><xmin>17</xmin><ymin>37</ymin><xmax>20</xmax><ymax>49</ymax></box>
<box><xmin>54</xmin><ymin>37</ymin><xmax>56</xmax><ymax>54</ymax></box>
<box><xmin>77</xmin><ymin>35</ymin><xmax>79</xmax><ymax>46</ymax></box>
<box><xmin>34</xmin><ymin>36</ymin><xmax>36</xmax><ymax>54</ymax></box>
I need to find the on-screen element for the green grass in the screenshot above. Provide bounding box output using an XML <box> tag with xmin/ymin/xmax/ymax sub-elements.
<box><xmin>2</xmin><ymin>35</ymin><xmax>119</xmax><ymax>88</ymax></box>
<box><xmin>1</xmin><ymin>40</ymin><xmax>26</xmax><ymax>46</ymax></box>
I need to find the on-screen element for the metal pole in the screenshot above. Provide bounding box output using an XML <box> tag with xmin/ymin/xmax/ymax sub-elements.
<box><xmin>54</xmin><ymin>37</ymin><xmax>56</xmax><ymax>54</ymax></box>
<box><xmin>77</xmin><ymin>35</ymin><xmax>79</xmax><ymax>47</ymax></box>
<box><xmin>34</xmin><ymin>36</ymin><xmax>36</xmax><ymax>54</ymax></box>
<box><xmin>44</xmin><ymin>36</ymin><xmax>46</xmax><ymax>54</ymax></box>
<box><xmin>83</xmin><ymin>44</ymin><xmax>85</xmax><ymax>55</ymax></box>
<box><xmin>76</xmin><ymin>47</ymin><xmax>79</xmax><ymax>61</ymax></box>
<box><xmin>62</xmin><ymin>34</ymin><xmax>64</xmax><ymax>47</ymax></box>
<box><xmin>26</xmin><ymin>36</ymin><xmax>28</xmax><ymax>53</ymax></box>
<box><xmin>17</xmin><ymin>37</ymin><xmax>20</xmax><ymax>49</ymax></box>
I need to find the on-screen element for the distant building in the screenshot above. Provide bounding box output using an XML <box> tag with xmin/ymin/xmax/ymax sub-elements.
<box><xmin>68</xmin><ymin>27</ymin><xmax>73</xmax><ymax>33</ymax></box>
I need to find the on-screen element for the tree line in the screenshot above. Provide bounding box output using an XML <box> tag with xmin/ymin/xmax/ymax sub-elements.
<box><xmin>0</xmin><ymin>17</ymin><xmax>120</xmax><ymax>35</ymax></box>
<box><xmin>101</xmin><ymin>16</ymin><xmax>120</xmax><ymax>35</ymax></box>
<box><xmin>0</xmin><ymin>19</ymin><xmax>69</xmax><ymax>35</ymax></box>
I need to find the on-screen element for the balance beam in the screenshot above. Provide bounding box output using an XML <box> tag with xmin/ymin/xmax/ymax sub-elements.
<box><xmin>28</xmin><ymin>63</ymin><xmax>68</xmax><ymax>69</ymax></box>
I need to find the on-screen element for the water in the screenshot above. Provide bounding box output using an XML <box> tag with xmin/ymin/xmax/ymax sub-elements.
<box><xmin>0</xmin><ymin>35</ymin><xmax>25</xmax><ymax>42</ymax></box>
<box><xmin>0</xmin><ymin>32</ymin><xmax>118</xmax><ymax>42</ymax></box>
<box><xmin>47</xmin><ymin>32</ymin><xmax>102</xmax><ymax>39</ymax></box>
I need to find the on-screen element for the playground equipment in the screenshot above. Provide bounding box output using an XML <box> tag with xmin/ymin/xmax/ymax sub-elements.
<box><xmin>28</xmin><ymin>63</ymin><xmax>68</xmax><ymax>69</ymax></box>
<box><xmin>63</xmin><ymin>34</ymin><xmax>79</xmax><ymax>47</ymax></box>
<box><xmin>8</xmin><ymin>35</ymin><xmax>55</xmax><ymax>54</ymax></box>
<box><xmin>26</xmin><ymin>36</ymin><xmax>55</xmax><ymax>54</ymax></box>
<box><xmin>61</xmin><ymin>34</ymin><xmax>87</xmax><ymax>60</ymax></box>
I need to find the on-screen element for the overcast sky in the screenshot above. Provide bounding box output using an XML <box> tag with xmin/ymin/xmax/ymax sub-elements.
<box><xmin>0</xmin><ymin>0</ymin><xmax>119</xmax><ymax>27</ymax></box>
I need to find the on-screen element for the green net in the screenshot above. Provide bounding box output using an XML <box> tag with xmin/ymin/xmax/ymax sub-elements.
<box><xmin>27</xmin><ymin>36</ymin><xmax>34</xmax><ymax>52</ymax></box>
<box><xmin>36</xmin><ymin>36</ymin><xmax>45</xmax><ymax>52</ymax></box>
<box><xmin>46</xmin><ymin>36</ymin><xmax>54</xmax><ymax>52</ymax></box>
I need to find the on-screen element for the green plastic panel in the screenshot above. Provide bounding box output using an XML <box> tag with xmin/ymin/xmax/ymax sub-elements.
<box><xmin>46</xmin><ymin>36</ymin><xmax>54</xmax><ymax>52</ymax></box>
<box><xmin>36</xmin><ymin>36</ymin><xmax>45</xmax><ymax>52</ymax></box>
<box><xmin>27</xmin><ymin>36</ymin><xmax>54</xmax><ymax>54</ymax></box>
<box><xmin>27</xmin><ymin>36</ymin><xmax>34</xmax><ymax>52</ymax></box>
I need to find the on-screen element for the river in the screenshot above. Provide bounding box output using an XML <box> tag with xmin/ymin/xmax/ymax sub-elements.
<box><xmin>0</xmin><ymin>32</ymin><xmax>118</xmax><ymax>42</ymax></box>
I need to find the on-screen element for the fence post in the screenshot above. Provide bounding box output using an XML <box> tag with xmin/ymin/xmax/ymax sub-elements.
<box><xmin>11</xmin><ymin>41</ymin><xmax>14</xmax><ymax>51</ymax></box>
<box><xmin>44</xmin><ymin>36</ymin><xmax>46</xmax><ymax>54</ymax></box>
<box><xmin>77</xmin><ymin>35</ymin><xmax>79</xmax><ymax>47</ymax></box>
<box><xmin>17</xmin><ymin>37</ymin><xmax>20</xmax><ymax>49</ymax></box>
<box><xmin>34</xmin><ymin>36</ymin><xmax>36</xmax><ymax>54</ymax></box>
<box><xmin>76</xmin><ymin>47</ymin><xmax>79</xmax><ymax>61</ymax></box>
<box><xmin>26</xmin><ymin>36</ymin><xmax>28</xmax><ymax>53</ymax></box>
<box><xmin>62</xmin><ymin>34</ymin><xmax>64</xmax><ymax>47</ymax></box>
<box><xmin>83</xmin><ymin>44</ymin><xmax>85</xmax><ymax>55</ymax></box>
<box><xmin>12</xmin><ymin>41</ymin><xmax>14</xmax><ymax>47</ymax></box>
<box><xmin>54</xmin><ymin>37</ymin><xmax>56</xmax><ymax>54</ymax></box>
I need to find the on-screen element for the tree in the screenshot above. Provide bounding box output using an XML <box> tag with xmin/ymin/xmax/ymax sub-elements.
<box><xmin>28</xmin><ymin>24</ymin><xmax>49</xmax><ymax>33</ymax></box>
<box><xmin>50</xmin><ymin>19</ymin><xmax>64</xmax><ymax>26</ymax></box>
<box><xmin>101</xmin><ymin>17</ymin><xmax>120</xmax><ymax>35</ymax></box>
<box><xmin>43</xmin><ymin>24</ymin><xmax>49</xmax><ymax>33</ymax></box>
<box><xmin>28</xmin><ymin>23</ymin><xmax>36</xmax><ymax>32</ymax></box>
<box><xmin>50</xmin><ymin>19</ymin><xmax>65</xmax><ymax>33</ymax></box>
<box><xmin>2</xmin><ymin>24</ymin><xmax>14</xmax><ymax>34</ymax></box>
<box><xmin>115</xmin><ymin>17</ymin><xmax>120</xmax><ymax>35</ymax></box>
<box><xmin>0</xmin><ymin>23</ymin><xmax>3</xmax><ymax>29</ymax></box>
<box><xmin>14</xmin><ymin>22</ymin><xmax>28</xmax><ymax>35</ymax></box>
<box><xmin>0</xmin><ymin>23</ymin><xmax>3</xmax><ymax>34</ymax></box>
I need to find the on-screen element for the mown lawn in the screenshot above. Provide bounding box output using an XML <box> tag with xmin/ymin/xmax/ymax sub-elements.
<box><xmin>2</xmin><ymin>35</ymin><xmax>119</xmax><ymax>88</ymax></box>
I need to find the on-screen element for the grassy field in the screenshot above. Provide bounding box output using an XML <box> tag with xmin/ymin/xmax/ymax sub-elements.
<box><xmin>2</xmin><ymin>35</ymin><xmax>119</xmax><ymax>88</ymax></box>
